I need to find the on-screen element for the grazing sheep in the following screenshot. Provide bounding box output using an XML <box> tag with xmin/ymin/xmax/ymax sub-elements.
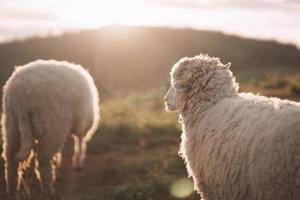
<box><xmin>1</xmin><ymin>60</ymin><xmax>100</xmax><ymax>196</ymax></box>
<box><xmin>164</xmin><ymin>54</ymin><xmax>300</xmax><ymax>200</ymax></box>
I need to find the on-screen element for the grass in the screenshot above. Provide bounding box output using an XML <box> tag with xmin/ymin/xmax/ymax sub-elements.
<box><xmin>105</xmin><ymin>155</ymin><xmax>198</xmax><ymax>200</ymax></box>
<box><xmin>240</xmin><ymin>74</ymin><xmax>300</xmax><ymax>100</ymax></box>
<box><xmin>88</xmin><ymin>89</ymin><xmax>180</xmax><ymax>154</ymax></box>
<box><xmin>66</xmin><ymin>196</ymin><xmax>99</xmax><ymax>200</ymax></box>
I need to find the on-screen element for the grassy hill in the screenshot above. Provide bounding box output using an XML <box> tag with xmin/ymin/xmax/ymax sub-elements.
<box><xmin>0</xmin><ymin>25</ymin><xmax>300</xmax><ymax>101</ymax></box>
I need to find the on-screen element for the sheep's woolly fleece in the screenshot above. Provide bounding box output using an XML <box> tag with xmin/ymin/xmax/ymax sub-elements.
<box><xmin>1</xmin><ymin>60</ymin><xmax>100</xmax><ymax>194</ymax></box>
<box><xmin>170</xmin><ymin>54</ymin><xmax>300</xmax><ymax>200</ymax></box>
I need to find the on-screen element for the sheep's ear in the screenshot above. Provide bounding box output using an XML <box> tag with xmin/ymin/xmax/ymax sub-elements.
<box><xmin>182</xmin><ymin>71</ymin><xmax>193</xmax><ymax>83</ymax></box>
<box><xmin>225</xmin><ymin>62</ymin><xmax>231</xmax><ymax>69</ymax></box>
<box><xmin>173</xmin><ymin>81</ymin><xmax>188</xmax><ymax>93</ymax></box>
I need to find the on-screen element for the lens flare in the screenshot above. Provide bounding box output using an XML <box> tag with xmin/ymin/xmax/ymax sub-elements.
<box><xmin>170</xmin><ymin>178</ymin><xmax>194</xmax><ymax>198</ymax></box>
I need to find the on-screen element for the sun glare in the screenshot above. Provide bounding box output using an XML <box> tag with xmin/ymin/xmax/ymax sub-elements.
<box><xmin>1</xmin><ymin>0</ymin><xmax>300</xmax><ymax>46</ymax></box>
<box><xmin>170</xmin><ymin>178</ymin><xmax>194</xmax><ymax>198</ymax></box>
<box><xmin>55</xmin><ymin>0</ymin><xmax>299</xmax><ymax>46</ymax></box>
<box><xmin>57</xmin><ymin>0</ymin><xmax>166</xmax><ymax>28</ymax></box>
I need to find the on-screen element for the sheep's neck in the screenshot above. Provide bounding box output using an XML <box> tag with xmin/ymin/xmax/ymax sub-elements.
<box><xmin>179</xmin><ymin>101</ymin><xmax>213</xmax><ymax>131</ymax></box>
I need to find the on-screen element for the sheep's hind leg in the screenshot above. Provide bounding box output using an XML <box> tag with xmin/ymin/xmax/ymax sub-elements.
<box><xmin>37</xmin><ymin>158</ymin><xmax>55</xmax><ymax>196</ymax></box>
<box><xmin>5</xmin><ymin>158</ymin><xmax>18</xmax><ymax>199</ymax></box>
<box><xmin>72</xmin><ymin>135</ymin><xmax>89</xmax><ymax>171</ymax></box>
<box><xmin>72</xmin><ymin>135</ymin><xmax>82</xmax><ymax>171</ymax></box>
<box><xmin>53</xmin><ymin>151</ymin><xmax>62</xmax><ymax>181</ymax></box>
<box><xmin>35</xmin><ymin>145</ymin><xmax>56</xmax><ymax>197</ymax></box>
<box><xmin>79</xmin><ymin>138</ymin><xmax>88</xmax><ymax>170</ymax></box>
<box><xmin>4</xmin><ymin>116</ymin><xmax>21</xmax><ymax>198</ymax></box>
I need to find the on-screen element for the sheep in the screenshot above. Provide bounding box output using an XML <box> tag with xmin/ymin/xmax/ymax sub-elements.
<box><xmin>1</xmin><ymin>60</ymin><xmax>100</xmax><ymax>197</ymax></box>
<box><xmin>164</xmin><ymin>54</ymin><xmax>300</xmax><ymax>200</ymax></box>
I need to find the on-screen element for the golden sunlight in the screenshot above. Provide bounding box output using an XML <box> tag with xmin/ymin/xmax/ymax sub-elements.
<box><xmin>57</xmin><ymin>0</ymin><xmax>166</xmax><ymax>28</ymax></box>
<box><xmin>2</xmin><ymin>0</ymin><xmax>300</xmax><ymax>45</ymax></box>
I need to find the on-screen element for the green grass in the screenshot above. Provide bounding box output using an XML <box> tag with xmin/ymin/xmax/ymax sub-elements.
<box><xmin>106</xmin><ymin>155</ymin><xmax>198</xmax><ymax>200</ymax></box>
<box><xmin>66</xmin><ymin>196</ymin><xmax>99</xmax><ymax>200</ymax></box>
<box><xmin>240</xmin><ymin>74</ymin><xmax>300</xmax><ymax>100</ymax></box>
<box><xmin>88</xmin><ymin>89</ymin><xmax>180</xmax><ymax>154</ymax></box>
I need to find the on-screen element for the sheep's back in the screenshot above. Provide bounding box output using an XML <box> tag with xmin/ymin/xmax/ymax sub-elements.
<box><xmin>3</xmin><ymin>60</ymin><xmax>97</xmax><ymax>137</ymax></box>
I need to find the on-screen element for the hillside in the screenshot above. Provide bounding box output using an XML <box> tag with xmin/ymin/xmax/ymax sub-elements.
<box><xmin>0</xmin><ymin>26</ymin><xmax>300</xmax><ymax>100</ymax></box>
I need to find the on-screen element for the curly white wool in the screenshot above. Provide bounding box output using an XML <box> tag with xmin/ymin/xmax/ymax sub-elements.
<box><xmin>165</xmin><ymin>54</ymin><xmax>300</xmax><ymax>200</ymax></box>
<box><xmin>1</xmin><ymin>60</ymin><xmax>100</xmax><ymax>195</ymax></box>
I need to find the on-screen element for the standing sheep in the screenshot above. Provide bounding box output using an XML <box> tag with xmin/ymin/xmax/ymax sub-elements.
<box><xmin>164</xmin><ymin>54</ymin><xmax>300</xmax><ymax>200</ymax></box>
<box><xmin>1</xmin><ymin>60</ymin><xmax>100</xmax><ymax>196</ymax></box>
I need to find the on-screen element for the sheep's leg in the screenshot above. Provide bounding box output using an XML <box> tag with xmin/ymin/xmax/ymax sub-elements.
<box><xmin>35</xmin><ymin>146</ymin><xmax>56</xmax><ymax>196</ymax></box>
<box><xmin>5</xmin><ymin>158</ymin><xmax>18</xmax><ymax>197</ymax></box>
<box><xmin>20</xmin><ymin>151</ymin><xmax>35</xmax><ymax>196</ymax></box>
<box><xmin>78</xmin><ymin>138</ymin><xmax>88</xmax><ymax>169</ymax></box>
<box><xmin>72</xmin><ymin>136</ymin><xmax>88</xmax><ymax>171</ymax></box>
<box><xmin>4</xmin><ymin>115</ymin><xmax>20</xmax><ymax>197</ymax></box>
<box><xmin>72</xmin><ymin>135</ymin><xmax>81</xmax><ymax>171</ymax></box>
<box><xmin>37</xmin><ymin>158</ymin><xmax>55</xmax><ymax>195</ymax></box>
<box><xmin>53</xmin><ymin>152</ymin><xmax>62</xmax><ymax>181</ymax></box>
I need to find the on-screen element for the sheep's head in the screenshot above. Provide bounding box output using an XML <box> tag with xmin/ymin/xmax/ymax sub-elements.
<box><xmin>164</xmin><ymin>54</ymin><xmax>239</xmax><ymax>112</ymax></box>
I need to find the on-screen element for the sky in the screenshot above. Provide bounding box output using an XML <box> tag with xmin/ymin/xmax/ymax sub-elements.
<box><xmin>0</xmin><ymin>0</ymin><xmax>300</xmax><ymax>47</ymax></box>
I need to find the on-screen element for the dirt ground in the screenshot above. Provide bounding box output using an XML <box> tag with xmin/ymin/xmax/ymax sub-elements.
<box><xmin>0</xmin><ymin>137</ymin><xmax>199</xmax><ymax>200</ymax></box>
<box><xmin>0</xmin><ymin>144</ymin><xmax>146</xmax><ymax>199</ymax></box>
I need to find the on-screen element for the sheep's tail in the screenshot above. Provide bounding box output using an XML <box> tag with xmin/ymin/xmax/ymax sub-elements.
<box><xmin>15</xmin><ymin>113</ymin><xmax>33</xmax><ymax>162</ymax></box>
